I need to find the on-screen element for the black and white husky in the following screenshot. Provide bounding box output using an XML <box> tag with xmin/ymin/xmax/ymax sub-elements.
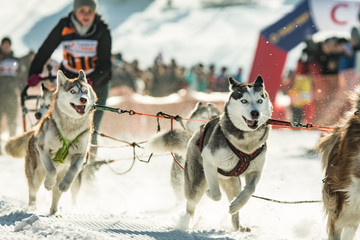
<box><xmin>181</xmin><ymin>76</ymin><xmax>272</xmax><ymax>231</ymax></box>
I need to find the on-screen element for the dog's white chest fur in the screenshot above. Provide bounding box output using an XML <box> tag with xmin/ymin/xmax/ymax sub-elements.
<box><xmin>201</xmin><ymin>128</ymin><xmax>267</xmax><ymax>174</ymax></box>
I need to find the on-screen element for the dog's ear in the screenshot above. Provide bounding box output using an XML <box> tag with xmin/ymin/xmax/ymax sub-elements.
<box><xmin>41</xmin><ymin>83</ymin><xmax>50</xmax><ymax>92</ymax></box>
<box><xmin>195</xmin><ymin>102</ymin><xmax>202</xmax><ymax>110</ymax></box>
<box><xmin>78</xmin><ymin>70</ymin><xmax>88</xmax><ymax>84</ymax></box>
<box><xmin>254</xmin><ymin>75</ymin><xmax>264</xmax><ymax>91</ymax></box>
<box><xmin>228</xmin><ymin>76</ymin><xmax>240</xmax><ymax>91</ymax></box>
<box><xmin>57</xmin><ymin>70</ymin><xmax>67</xmax><ymax>87</ymax></box>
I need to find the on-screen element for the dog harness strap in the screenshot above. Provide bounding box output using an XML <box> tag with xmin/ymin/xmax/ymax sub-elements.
<box><xmin>52</xmin><ymin>128</ymin><xmax>86</xmax><ymax>163</ymax></box>
<box><xmin>196</xmin><ymin>125</ymin><xmax>206</xmax><ymax>151</ymax></box>
<box><xmin>217</xmin><ymin>142</ymin><xmax>266</xmax><ymax>177</ymax></box>
<box><xmin>196</xmin><ymin>117</ymin><xmax>265</xmax><ymax>177</ymax></box>
<box><xmin>196</xmin><ymin>117</ymin><xmax>220</xmax><ymax>151</ymax></box>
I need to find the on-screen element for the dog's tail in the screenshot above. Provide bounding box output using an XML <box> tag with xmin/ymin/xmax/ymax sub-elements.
<box><xmin>4</xmin><ymin>130</ymin><xmax>35</xmax><ymax>158</ymax></box>
<box><xmin>316</xmin><ymin>127</ymin><xmax>341</xmax><ymax>170</ymax></box>
<box><xmin>146</xmin><ymin>129</ymin><xmax>193</xmax><ymax>154</ymax></box>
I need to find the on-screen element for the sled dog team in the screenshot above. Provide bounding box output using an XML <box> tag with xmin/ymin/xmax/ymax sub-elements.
<box><xmin>4</xmin><ymin>69</ymin><xmax>360</xmax><ymax>239</ymax></box>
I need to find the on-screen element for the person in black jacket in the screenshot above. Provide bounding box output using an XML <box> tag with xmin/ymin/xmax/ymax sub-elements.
<box><xmin>27</xmin><ymin>0</ymin><xmax>112</xmax><ymax>166</ymax></box>
<box><xmin>0</xmin><ymin>36</ymin><xmax>20</xmax><ymax>154</ymax></box>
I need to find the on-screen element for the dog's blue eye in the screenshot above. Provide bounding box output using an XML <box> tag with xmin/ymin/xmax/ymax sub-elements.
<box><xmin>257</xmin><ymin>99</ymin><xmax>263</xmax><ymax>104</ymax></box>
<box><xmin>70</xmin><ymin>90</ymin><xmax>76</xmax><ymax>94</ymax></box>
<box><xmin>241</xmin><ymin>99</ymin><xmax>248</xmax><ymax>104</ymax></box>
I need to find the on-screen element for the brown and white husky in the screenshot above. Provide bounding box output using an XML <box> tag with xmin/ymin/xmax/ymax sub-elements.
<box><xmin>5</xmin><ymin>70</ymin><xmax>97</xmax><ymax>215</ymax></box>
<box><xmin>317</xmin><ymin>86</ymin><xmax>360</xmax><ymax>240</ymax></box>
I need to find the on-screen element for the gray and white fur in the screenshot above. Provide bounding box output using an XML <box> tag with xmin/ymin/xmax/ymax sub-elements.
<box><xmin>181</xmin><ymin>76</ymin><xmax>272</xmax><ymax>231</ymax></box>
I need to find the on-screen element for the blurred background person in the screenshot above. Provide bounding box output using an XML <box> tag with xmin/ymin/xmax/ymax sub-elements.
<box><xmin>0</xmin><ymin>36</ymin><xmax>20</xmax><ymax>154</ymax></box>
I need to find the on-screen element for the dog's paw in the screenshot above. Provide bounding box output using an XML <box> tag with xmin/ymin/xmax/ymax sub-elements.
<box><xmin>28</xmin><ymin>202</ymin><xmax>37</xmax><ymax>212</ymax></box>
<box><xmin>176</xmin><ymin>213</ymin><xmax>191</xmax><ymax>230</ymax></box>
<box><xmin>59</xmin><ymin>179</ymin><xmax>71</xmax><ymax>192</ymax></box>
<box><xmin>49</xmin><ymin>207</ymin><xmax>58</xmax><ymax>216</ymax></box>
<box><xmin>239</xmin><ymin>225</ymin><xmax>251</xmax><ymax>232</ymax></box>
<box><xmin>206</xmin><ymin>189</ymin><xmax>221</xmax><ymax>201</ymax></box>
<box><xmin>44</xmin><ymin>175</ymin><xmax>56</xmax><ymax>191</ymax></box>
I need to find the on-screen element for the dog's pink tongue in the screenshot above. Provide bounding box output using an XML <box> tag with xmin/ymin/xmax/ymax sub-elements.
<box><xmin>246</xmin><ymin>120</ymin><xmax>256</xmax><ymax>127</ymax></box>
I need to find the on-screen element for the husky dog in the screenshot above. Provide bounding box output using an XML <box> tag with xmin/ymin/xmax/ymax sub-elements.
<box><xmin>317</xmin><ymin>86</ymin><xmax>360</xmax><ymax>240</ymax></box>
<box><xmin>146</xmin><ymin>102</ymin><xmax>221</xmax><ymax>201</ymax></box>
<box><xmin>5</xmin><ymin>70</ymin><xmax>96</xmax><ymax>215</ymax></box>
<box><xmin>34</xmin><ymin>84</ymin><xmax>54</xmax><ymax>120</ymax></box>
<box><xmin>181</xmin><ymin>76</ymin><xmax>272</xmax><ymax>231</ymax></box>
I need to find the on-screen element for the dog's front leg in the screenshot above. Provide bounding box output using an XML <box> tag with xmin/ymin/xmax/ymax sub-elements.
<box><xmin>37</xmin><ymin>145</ymin><xmax>57</xmax><ymax>191</ymax></box>
<box><xmin>229</xmin><ymin>172</ymin><xmax>260</xmax><ymax>214</ymax></box>
<box><xmin>59</xmin><ymin>154</ymin><xmax>84</xmax><ymax>192</ymax></box>
<box><xmin>203</xmin><ymin>159</ymin><xmax>222</xmax><ymax>201</ymax></box>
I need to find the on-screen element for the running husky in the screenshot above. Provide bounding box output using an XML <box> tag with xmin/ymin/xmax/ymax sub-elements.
<box><xmin>5</xmin><ymin>70</ymin><xmax>96</xmax><ymax>215</ymax></box>
<box><xmin>146</xmin><ymin>102</ymin><xmax>221</xmax><ymax>201</ymax></box>
<box><xmin>181</xmin><ymin>76</ymin><xmax>272</xmax><ymax>231</ymax></box>
<box><xmin>317</xmin><ymin>86</ymin><xmax>360</xmax><ymax>240</ymax></box>
<box><xmin>34</xmin><ymin>84</ymin><xmax>54</xmax><ymax>121</ymax></box>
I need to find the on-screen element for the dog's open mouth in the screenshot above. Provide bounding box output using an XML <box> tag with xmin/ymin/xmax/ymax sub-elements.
<box><xmin>243</xmin><ymin>117</ymin><xmax>258</xmax><ymax>129</ymax></box>
<box><xmin>70</xmin><ymin>103</ymin><xmax>86</xmax><ymax>115</ymax></box>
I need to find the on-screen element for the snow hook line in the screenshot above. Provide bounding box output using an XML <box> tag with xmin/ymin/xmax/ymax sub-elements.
<box><xmin>94</xmin><ymin>104</ymin><xmax>333</xmax><ymax>133</ymax></box>
<box><xmin>91</xmin><ymin>131</ymin><xmax>151</xmax><ymax>175</ymax></box>
<box><xmin>251</xmin><ymin>194</ymin><xmax>321</xmax><ymax>204</ymax></box>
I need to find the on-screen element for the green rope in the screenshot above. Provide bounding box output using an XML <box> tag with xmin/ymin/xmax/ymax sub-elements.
<box><xmin>52</xmin><ymin>128</ymin><xmax>83</xmax><ymax>163</ymax></box>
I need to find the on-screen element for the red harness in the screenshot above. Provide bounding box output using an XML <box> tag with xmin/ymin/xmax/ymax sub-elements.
<box><xmin>196</xmin><ymin>123</ymin><xmax>266</xmax><ymax>177</ymax></box>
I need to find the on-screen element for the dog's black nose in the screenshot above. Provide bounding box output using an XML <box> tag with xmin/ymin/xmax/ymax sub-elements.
<box><xmin>80</xmin><ymin>97</ymin><xmax>87</xmax><ymax>104</ymax></box>
<box><xmin>250</xmin><ymin>110</ymin><xmax>259</xmax><ymax>119</ymax></box>
<box><xmin>35</xmin><ymin>112</ymin><xmax>42</xmax><ymax>120</ymax></box>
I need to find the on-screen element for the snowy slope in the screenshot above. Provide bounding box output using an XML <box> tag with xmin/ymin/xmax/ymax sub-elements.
<box><xmin>1</xmin><ymin>0</ymin><xmax>302</xmax><ymax>80</ymax></box>
<box><xmin>0</xmin><ymin>129</ymin><xmax>352</xmax><ymax>239</ymax></box>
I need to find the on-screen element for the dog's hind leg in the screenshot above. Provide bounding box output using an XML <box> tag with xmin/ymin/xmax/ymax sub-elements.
<box><xmin>182</xmin><ymin>156</ymin><xmax>207</xmax><ymax>229</ymax></box>
<box><xmin>71</xmin><ymin>171</ymin><xmax>83</xmax><ymax>205</ymax></box>
<box><xmin>50</xmin><ymin>171</ymin><xmax>66</xmax><ymax>216</ymax></box>
<box><xmin>50</xmin><ymin>187</ymin><xmax>63</xmax><ymax>216</ymax></box>
<box><xmin>170</xmin><ymin>155</ymin><xmax>185</xmax><ymax>203</ymax></box>
<box><xmin>220</xmin><ymin>177</ymin><xmax>250</xmax><ymax>232</ymax></box>
<box><xmin>25</xmin><ymin>155</ymin><xmax>45</xmax><ymax>211</ymax></box>
<box><xmin>327</xmin><ymin>217</ymin><xmax>342</xmax><ymax>240</ymax></box>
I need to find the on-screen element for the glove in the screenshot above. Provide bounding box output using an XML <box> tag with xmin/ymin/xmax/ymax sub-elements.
<box><xmin>27</xmin><ymin>74</ymin><xmax>43</xmax><ymax>87</ymax></box>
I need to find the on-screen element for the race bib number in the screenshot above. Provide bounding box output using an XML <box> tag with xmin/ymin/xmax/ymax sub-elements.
<box><xmin>62</xmin><ymin>39</ymin><xmax>98</xmax><ymax>74</ymax></box>
<box><xmin>0</xmin><ymin>58</ymin><xmax>18</xmax><ymax>77</ymax></box>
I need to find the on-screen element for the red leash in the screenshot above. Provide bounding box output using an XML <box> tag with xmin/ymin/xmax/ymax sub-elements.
<box><xmin>267</xmin><ymin>119</ymin><xmax>334</xmax><ymax>132</ymax></box>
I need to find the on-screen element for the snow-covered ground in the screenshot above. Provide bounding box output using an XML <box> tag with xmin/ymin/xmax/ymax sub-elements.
<box><xmin>1</xmin><ymin>129</ymin><xmax>352</xmax><ymax>240</ymax></box>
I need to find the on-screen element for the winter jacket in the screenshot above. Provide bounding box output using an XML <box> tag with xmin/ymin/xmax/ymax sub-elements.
<box><xmin>29</xmin><ymin>12</ymin><xmax>112</xmax><ymax>88</ymax></box>
<box><xmin>0</xmin><ymin>49</ymin><xmax>20</xmax><ymax>89</ymax></box>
